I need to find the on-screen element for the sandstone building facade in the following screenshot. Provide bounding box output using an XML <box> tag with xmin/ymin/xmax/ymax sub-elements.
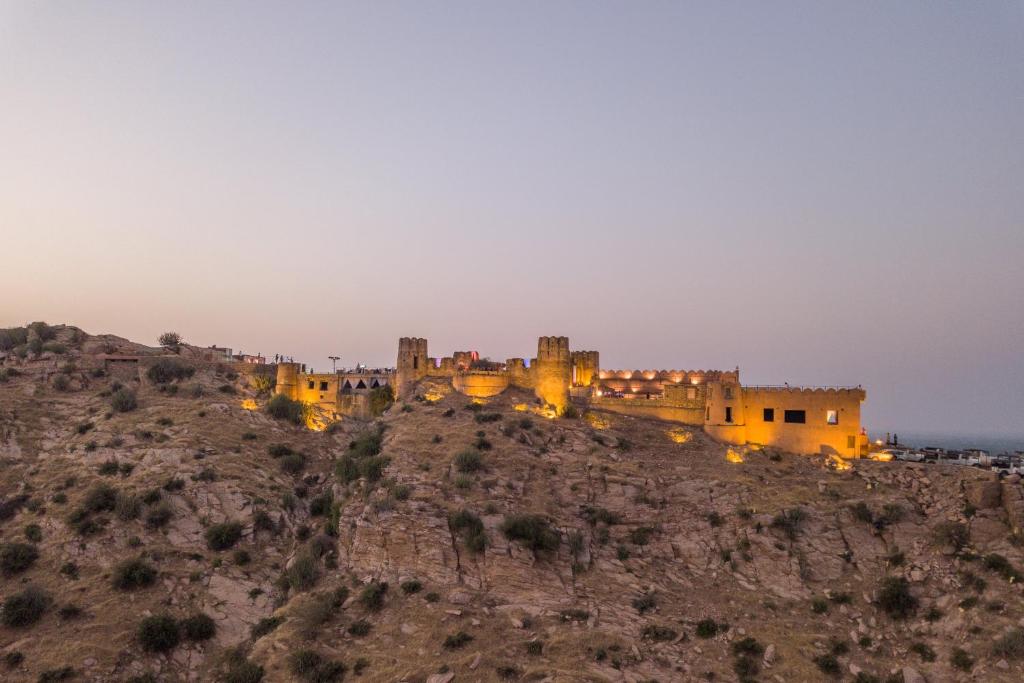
<box><xmin>393</xmin><ymin>336</ymin><xmax>867</xmax><ymax>458</ymax></box>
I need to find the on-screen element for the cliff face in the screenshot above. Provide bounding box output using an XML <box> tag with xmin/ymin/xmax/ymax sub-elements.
<box><xmin>1</xmin><ymin>328</ymin><xmax>1023</xmax><ymax>682</ymax></box>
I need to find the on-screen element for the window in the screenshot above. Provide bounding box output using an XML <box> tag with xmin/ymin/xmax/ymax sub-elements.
<box><xmin>356</xmin><ymin>380</ymin><xmax>366</xmax><ymax>389</ymax></box>
<box><xmin>307</xmin><ymin>380</ymin><xmax>315</xmax><ymax>390</ymax></box>
<box><xmin>847</xmin><ymin>435</ymin><xmax>856</xmax><ymax>449</ymax></box>
<box><xmin>320</xmin><ymin>381</ymin><xmax>329</xmax><ymax>391</ymax></box>
<box><xmin>725</xmin><ymin>407</ymin><xmax>733</xmax><ymax>423</ymax></box>
<box><xmin>687</xmin><ymin>387</ymin><xmax>696</xmax><ymax>400</ymax></box>
<box><xmin>826</xmin><ymin>410</ymin><xmax>838</xmax><ymax>425</ymax></box>
<box><xmin>784</xmin><ymin>410</ymin><xmax>806</xmax><ymax>424</ymax></box>
<box><xmin>413</xmin><ymin>355</ymin><xmax>418</xmax><ymax>370</ymax></box>
<box><xmin>763</xmin><ymin>408</ymin><xmax>774</xmax><ymax>422</ymax></box>
<box><xmin>706</xmin><ymin>407</ymin><xmax>710</xmax><ymax>421</ymax></box>
<box><xmin>724</xmin><ymin>386</ymin><xmax>733</xmax><ymax>399</ymax></box>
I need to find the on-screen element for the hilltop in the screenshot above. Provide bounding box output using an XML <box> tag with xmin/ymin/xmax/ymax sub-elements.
<box><xmin>1</xmin><ymin>323</ymin><xmax>1023</xmax><ymax>682</ymax></box>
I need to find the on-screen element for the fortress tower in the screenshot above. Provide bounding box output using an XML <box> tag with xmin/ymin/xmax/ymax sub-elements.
<box><xmin>275</xmin><ymin>362</ymin><xmax>300</xmax><ymax>401</ymax></box>
<box><xmin>395</xmin><ymin>337</ymin><xmax>428</xmax><ymax>399</ymax></box>
<box><xmin>534</xmin><ymin>336</ymin><xmax>571</xmax><ymax>412</ymax></box>
<box><xmin>570</xmin><ymin>350</ymin><xmax>600</xmax><ymax>387</ymax></box>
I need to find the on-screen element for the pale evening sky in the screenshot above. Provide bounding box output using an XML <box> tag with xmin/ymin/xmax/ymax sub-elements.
<box><xmin>1</xmin><ymin>2</ymin><xmax>1022</xmax><ymax>438</ymax></box>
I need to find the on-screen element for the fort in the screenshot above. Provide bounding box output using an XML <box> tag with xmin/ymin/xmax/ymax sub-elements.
<box><xmin>273</xmin><ymin>335</ymin><xmax>867</xmax><ymax>458</ymax></box>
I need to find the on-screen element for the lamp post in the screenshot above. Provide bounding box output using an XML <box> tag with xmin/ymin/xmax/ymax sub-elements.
<box><xmin>329</xmin><ymin>356</ymin><xmax>340</xmax><ymax>373</ymax></box>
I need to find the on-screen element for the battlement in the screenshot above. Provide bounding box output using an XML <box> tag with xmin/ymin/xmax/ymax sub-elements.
<box><xmin>743</xmin><ymin>385</ymin><xmax>866</xmax><ymax>399</ymax></box>
<box><xmin>598</xmin><ymin>369</ymin><xmax>739</xmax><ymax>384</ymax></box>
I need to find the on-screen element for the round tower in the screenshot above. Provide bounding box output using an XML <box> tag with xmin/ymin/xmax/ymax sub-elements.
<box><xmin>276</xmin><ymin>362</ymin><xmax>300</xmax><ymax>400</ymax></box>
<box><xmin>534</xmin><ymin>336</ymin><xmax>571</xmax><ymax>412</ymax></box>
<box><xmin>395</xmin><ymin>337</ymin><xmax>428</xmax><ymax>399</ymax></box>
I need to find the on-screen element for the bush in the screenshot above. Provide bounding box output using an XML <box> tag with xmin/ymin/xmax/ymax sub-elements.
<box><xmin>206</xmin><ymin>521</ymin><xmax>244</xmax><ymax>550</ymax></box>
<box><xmin>642</xmin><ymin>625</ymin><xmax>678</xmax><ymax>642</ymax></box>
<box><xmin>877</xmin><ymin>576</ymin><xmax>917</xmax><ymax>619</ymax></box>
<box><xmin>82</xmin><ymin>483</ymin><xmax>119</xmax><ymax>513</ymax></box>
<box><xmin>112</xmin><ymin>558</ymin><xmax>157</xmax><ymax>590</ymax></box>
<box><xmin>280</xmin><ymin>453</ymin><xmax>307</xmax><ymax>475</ymax></box>
<box><xmin>158</xmin><ymin>332</ymin><xmax>182</xmax><ymax>348</ymax></box>
<box><xmin>933</xmin><ymin>521</ymin><xmax>969</xmax><ymax>551</ymax></box>
<box><xmin>1</xmin><ymin>586</ymin><xmax>49</xmax><ymax>627</ymax></box>
<box><xmin>909</xmin><ymin>642</ymin><xmax>936</xmax><ymax>662</ymax></box>
<box><xmin>115</xmin><ymin>492</ymin><xmax>142</xmax><ymax>521</ymax></box>
<box><xmin>348</xmin><ymin>619</ymin><xmax>371</xmax><ymax>636</ymax></box>
<box><xmin>267</xmin><ymin>394</ymin><xmax>308</xmax><ymax>425</ymax></box>
<box><xmin>400</xmin><ymin>579</ymin><xmax>422</xmax><ymax>594</ymax></box>
<box><xmin>145</xmin><ymin>501</ymin><xmax>174</xmax><ymax>529</ymax></box>
<box><xmin>453</xmin><ymin>449</ymin><xmax>484</xmax><ymax>473</ymax></box>
<box><xmin>180</xmin><ymin>612</ymin><xmax>216</xmax><ymax>640</ymax></box>
<box><xmin>983</xmin><ymin>553</ymin><xmax>1023</xmax><ymax>582</ymax></box>
<box><xmin>289</xmin><ymin>650</ymin><xmax>346</xmax><ymax>682</ymax></box>
<box><xmin>268</xmin><ymin>444</ymin><xmax>293</xmax><ymax>458</ymax></box>
<box><xmin>52</xmin><ymin>374</ymin><xmax>71</xmax><ymax>391</ymax></box>
<box><xmin>0</xmin><ymin>542</ymin><xmax>39</xmax><ymax>575</ymax></box>
<box><xmin>251</xmin><ymin>615</ymin><xmax>284</xmax><ymax>638</ymax></box>
<box><xmin>582</xmin><ymin>506</ymin><xmax>622</xmax><ymax>526</ymax></box>
<box><xmin>449</xmin><ymin>509</ymin><xmax>487</xmax><ymax>553</ymax></box>
<box><xmin>443</xmin><ymin>631</ymin><xmax>474</xmax><ymax>649</ymax></box>
<box><xmin>632</xmin><ymin>592</ymin><xmax>657</xmax><ymax>614</ymax></box>
<box><xmin>950</xmin><ymin>647</ymin><xmax>973</xmax><ymax>671</ymax></box>
<box><xmin>993</xmin><ymin>628</ymin><xmax>1024</xmax><ymax>659</ymax></box>
<box><xmin>359</xmin><ymin>455</ymin><xmax>389</xmax><ymax>483</ymax></box>
<box><xmin>813</xmin><ymin>653</ymin><xmax>841</xmax><ymax>676</ymax></box>
<box><xmin>37</xmin><ymin>667</ymin><xmax>76</xmax><ymax>682</ymax></box>
<box><xmin>771</xmin><ymin>508</ymin><xmax>807</xmax><ymax>540</ymax></box>
<box><xmin>110</xmin><ymin>388</ymin><xmax>138</xmax><ymax>412</ymax></box>
<box><xmin>629</xmin><ymin>526</ymin><xmax>656</xmax><ymax>545</ymax></box>
<box><xmin>23</xmin><ymin>524</ymin><xmax>42</xmax><ymax>543</ymax></box>
<box><xmin>138</xmin><ymin>614</ymin><xmax>180</xmax><ymax>652</ymax></box>
<box><xmin>501</xmin><ymin>514</ymin><xmax>560</xmax><ymax>553</ymax></box>
<box><xmin>224</xmin><ymin>656</ymin><xmax>265</xmax><ymax>683</ymax></box>
<box><xmin>695</xmin><ymin>618</ymin><xmax>719</xmax><ymax>638</ymax></box>
<box><xmin>359</xmin><ymin>581</ymin><xmax>388</xmax><ymax>611</ymax></box>
<box><xmin>146</xmin><ymin>359</ymin><xmax>194</xmax><ymax>384</ymax></box>
<box><xmin>368</xmin><ymin>384</ymin><xmax>394</xmax><ymax>417</ymax></box>
<box><xmin>285</xmin><ymin>554</ymin><xmax>320</xmax><ymax>592</ymax></box>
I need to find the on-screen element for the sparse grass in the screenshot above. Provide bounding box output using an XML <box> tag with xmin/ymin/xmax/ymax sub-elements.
<box><xmin>695</xmin><ymin>619</ymin><xmax>720</xmax><ymax>638</ymax></box>
<box><xmin>289</xmin><ymin>650</ymin><xmax>346</xmax><ymax>682</ymax></box>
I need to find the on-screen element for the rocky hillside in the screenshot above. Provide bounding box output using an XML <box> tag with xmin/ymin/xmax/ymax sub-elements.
<box><xmin>1</xmin><ymin>324</ymin><xmax>1023</xmax><ymax>682</ymax></box>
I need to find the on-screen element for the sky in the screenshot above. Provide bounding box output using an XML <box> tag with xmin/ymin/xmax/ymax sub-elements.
<box><xmin>1</xmin><ymin>2</ymin><xmax>1022</xmax><ymax>438</ymax></box>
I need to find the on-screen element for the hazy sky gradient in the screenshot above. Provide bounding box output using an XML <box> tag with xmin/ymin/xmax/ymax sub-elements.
<box><xmin>2</xmin><ymin>2</ymin><xmax>1022</xmax><ymax>437</ymax></box>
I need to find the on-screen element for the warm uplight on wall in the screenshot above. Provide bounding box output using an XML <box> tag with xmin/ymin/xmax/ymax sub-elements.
<box><xmin>826</xmin><ymin>455</ymin><xmax>852</xmax><ymax>471</ymax></box>
<box><xmin>585</xmin><ymin>412</ymin><xmax>610</xmax><ymax>430</ymax></box>
<box><xmin>513</xmin><ymin>403</ymin><xmax>528</xmax><ymax>412</ymax></box>
<box><xmin>726</xmin><ymin>448</ymin><xmax>744</xmax><ymax>463</ymax></box>
<box><xmin>240</xmin><ymin>399</ymin><xmax>258</xmax><ymax>411</ymax></box>
<box><xmin>667</xmin><ymin>428</ymin><xmax>692</xmax><ymax>444</ymax></box>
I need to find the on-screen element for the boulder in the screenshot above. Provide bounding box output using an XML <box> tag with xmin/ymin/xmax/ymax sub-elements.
<box><xmin>966</xmin><ymin>480</ymin><xmax>1002</xmax><ymax>509</ymax></box>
